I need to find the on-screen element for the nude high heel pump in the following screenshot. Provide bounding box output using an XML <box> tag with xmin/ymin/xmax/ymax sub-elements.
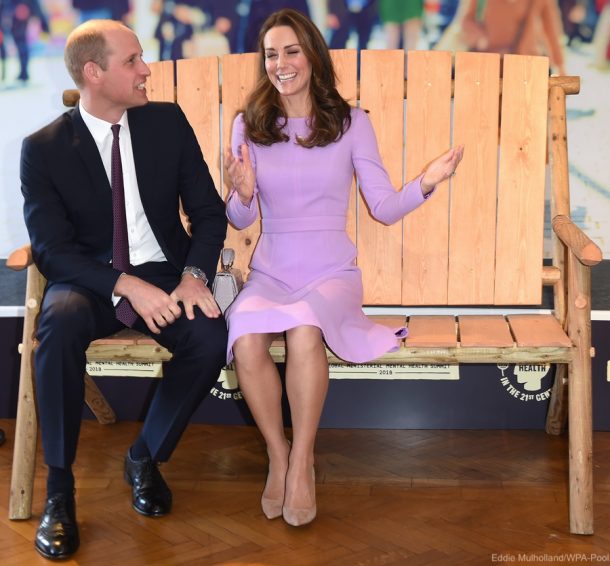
<box><xmin>261</xmin><ymin>441</ymin><xmax>291</xmax><ymax>520</ymax></box>
<box><xmin>261</xmin><ymin>485</ymin><xmax>284</xmax><ymax>520</ymax></box>
<box><xmin>282</xmin><ymin>468</ymin><xmax>316</xmax><ymax>527</ymax></box>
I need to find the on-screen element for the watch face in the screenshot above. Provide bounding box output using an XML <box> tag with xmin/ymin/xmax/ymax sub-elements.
<box><xmin>183</xmin><ymin>266</ymin><xmax>207</xmax><ymax>283</ymax></box>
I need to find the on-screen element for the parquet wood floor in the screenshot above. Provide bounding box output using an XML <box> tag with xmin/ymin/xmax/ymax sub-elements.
<box><xmin>1</xmin><ymin>419</ymin><xmax>610</xmax><ymax>565</ymax></box>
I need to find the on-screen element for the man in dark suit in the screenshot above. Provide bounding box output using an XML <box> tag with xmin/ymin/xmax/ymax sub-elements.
<box><xmin>21</xmin><ymin>19</ymin><xmax>228</xmax><ymax>560</ymax></box>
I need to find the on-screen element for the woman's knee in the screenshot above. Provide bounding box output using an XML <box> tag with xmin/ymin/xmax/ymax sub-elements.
<box><xmin>286</xmin><ymin>326</ymin><xmax>324</xmax><ymax>355</ymax></box>
<box><xmin>233</xmin><ymin>333</ymin><xmax>273</xmax><ymax>364</ymax></box>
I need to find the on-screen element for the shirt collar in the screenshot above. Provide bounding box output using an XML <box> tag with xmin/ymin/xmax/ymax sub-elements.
<box><xmin>79</xmin><ymin>103</ymin><xmax>129</xmax><ymax>144</ymax></box>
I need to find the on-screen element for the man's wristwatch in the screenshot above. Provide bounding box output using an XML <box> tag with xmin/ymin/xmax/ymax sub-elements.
<box><xmin>181</xmin><ymin>266</ymin><xmax>208</xmax><ymax>285</ymax></box>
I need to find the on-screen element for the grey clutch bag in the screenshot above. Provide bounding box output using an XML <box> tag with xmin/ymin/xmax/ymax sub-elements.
<box><xmin>212</xmin><ymin>248</ymin><xmax>243</xmax><ymax>314</ymax></box>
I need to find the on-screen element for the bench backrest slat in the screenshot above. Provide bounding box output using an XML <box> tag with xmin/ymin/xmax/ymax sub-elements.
<box><xmin>404</xmin><ymin>50</ymin><xmax>453</xmax><ymax>305</ymax></box>
<box><xmin>495</xmin><ymin>54</ymin><xmax>549</xmax><ymax>304</ymax></box>
<box><xmin>449</xmin><ymin>52</ymin><xmax>500</xmax><ymax>304</ymax></box>
<box><xmin>146</xmin><ymin>50</ymin><xmax>551</xmax><ymax>307</ymax></box>
<box><xmin>359</xmin><ymin>49</ymin><xmax>405</xmax><ymax>305</ymax></box>
<box><xmin>177</xmin><ymin>58</ymin><xmax>221</xmax><ymax>190</ymax></box>
<box><xmin>148</xmin><ymin>60</ymin><xmax>174</xmax><ymax>103</ymax></box>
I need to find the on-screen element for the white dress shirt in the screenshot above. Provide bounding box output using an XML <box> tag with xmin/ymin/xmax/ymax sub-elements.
<box><xmin>79</xmin><ymin>103</ymin><xmax>167</xmax><ymax>266</ymax></box>
<box><xmin>79</xmin><ymin>104</ymin><xmax>167</xmax><ymax>302</ymax></box>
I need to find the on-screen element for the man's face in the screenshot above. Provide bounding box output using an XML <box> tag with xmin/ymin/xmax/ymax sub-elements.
<box><xmin>95</xmin><ymin>28</ymin><xmax>151</xmax><ymax>114</ymax></box>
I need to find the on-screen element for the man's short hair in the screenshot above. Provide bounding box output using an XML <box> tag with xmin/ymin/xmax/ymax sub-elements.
<box><xmin>64</xmin><ymin>19</ymin><xmax>130</xmax><ymax>88</ymax></box>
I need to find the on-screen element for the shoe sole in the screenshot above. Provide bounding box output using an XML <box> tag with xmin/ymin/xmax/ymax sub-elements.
<box><xmin>35</xmin><ymin>541</ymin><xmax>78</xmax><ymax>561</ymax></box>
<box><xmin>131</xmin><ymin>503</ymin><xmax>170</xmax><ymax>517</ymax></box>
<box><xmin>125</xmin><ymin>470</ymin><xmax>171</xmax><ymax>517</ymax></box>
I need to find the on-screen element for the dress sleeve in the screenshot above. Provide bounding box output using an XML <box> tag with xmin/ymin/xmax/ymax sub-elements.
<box><xmin>226</xmin><ymin>113</ymin><xmax>260</xmax><ymax>229</ymax></box>
<box><xmin>351</xmin><ymin>109</ymin><xmax>433</xmax><ymax>226</ymax></box>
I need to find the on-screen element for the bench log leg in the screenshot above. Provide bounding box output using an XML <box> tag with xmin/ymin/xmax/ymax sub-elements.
<box><xmin>9</xmin><ymin>265</ymin><xmax>44</xmax><ymax>520</ymax></box>
<box><xmin>567</xmin><ymin>256</ymin><xmax>594</xmax><ymax>535</ymax></box>
<box><xmin>9</xmin><ymin>348</ymin><xmax>38</xmax><ymax>520</ymax></box>
<box><xmin>84</xmin><ymin>374</ymin><xmax>116</xmax><ymax>424</ymax></box>
<box><xmin>546</xmin><ymin>364</ymin><xmax>568</xmax><ymax>435</ymax></box>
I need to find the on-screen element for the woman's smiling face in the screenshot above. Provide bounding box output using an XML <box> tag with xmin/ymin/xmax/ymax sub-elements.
<box><xmin>263</xmin><ymin>25</ymin><xmax>313</xmax><ymax>113</ymax></box>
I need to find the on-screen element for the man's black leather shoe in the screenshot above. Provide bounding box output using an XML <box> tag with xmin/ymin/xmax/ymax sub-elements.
<box><xmin>35</xmin><ymin>493</ymin><xmax>79</xmax><ymax>560</ymax></box>
<box><xmin>124</xmin><ymin>452</ymin><xmax>172</xmax><ymax>516</ymax></box>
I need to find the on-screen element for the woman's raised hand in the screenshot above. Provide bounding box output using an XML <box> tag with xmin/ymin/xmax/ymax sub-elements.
<box><xmin>421</xmin><ymin>145</ymin><xmax>464</xmax><ymax>195</ymax></box>
<box><xmin>224</xmin><ymin>144</ymin><xmax>255</xmax><ymax>205</ymax></box>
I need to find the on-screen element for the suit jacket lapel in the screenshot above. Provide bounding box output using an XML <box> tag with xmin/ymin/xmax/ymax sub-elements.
<box><xmin>128</xmin><ymin>109</ymin><xmax>157</xmax><ymax>213</ymax></box>
<box><xmin>71</xmin><ymin>106</ymin><xmax>112</xmax><ymax>199</ymax></box>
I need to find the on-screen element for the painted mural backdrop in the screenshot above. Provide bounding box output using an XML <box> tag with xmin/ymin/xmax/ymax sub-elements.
<box><xmin>1</xmin><ymin>0</ymin><xmax>609</xmax><ymax>259</ymax></box>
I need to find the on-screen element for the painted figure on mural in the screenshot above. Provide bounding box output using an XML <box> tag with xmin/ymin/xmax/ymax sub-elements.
<box><xmin>461</xmin><ymin>0</ymin><xmax>566</xmax><ymax>75</ymax></box>
<box><xmin>71</xmin><ymin>0</ymin><xmax>131</xmax><ymax>22</ymax></box>
<box><xmin>0</xmin><ymin>0</ymin><xmax>49</xmax><ymax>84</ymax></box>
<box><xmin>153</xmin><ymin>0</ymin><xmax>242</xmax><ymax>59</ymax></box>
<box><xmin>558</xmin><ymin>0</ymin><xmax>596</xmax><ymax>45</ymax></box>
<box><xmin>20</xmin><ymin>19</ymin><xmax>227</xmax><ymax>560</ymax></box>
<box><xmin>327</xmin><ymin>0</ymin><xmax>379</xmax><ymax>52</ymax></box>
<box><xmin>243</xmin><ymin>0</ymin><xmax>310</xmax><ymax>53</ymax></box>
<box><xmin>380</xmin><ymin>0</ymin><xmax>425</xmax><ymax>51</ymax></box>
<box><xmin>592</xmin><ymin>0</ymin><xmax>610</xmax><ymax>67</ymax></box>
<box><xmin>223</xmin><ymin>9</ymin><xmax>463</xmax><ymax>527</ymax></box>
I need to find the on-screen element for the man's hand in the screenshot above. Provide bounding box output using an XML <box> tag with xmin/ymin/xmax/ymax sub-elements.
<box><xmin>114</xmin><ymin>274</ymin><xmax>182</xmax><ymax>335</ymax></box>
<box><xmin>171</xmin><ymin>275</ymin><xmax>221</xmax><ymax>320</ymax></box>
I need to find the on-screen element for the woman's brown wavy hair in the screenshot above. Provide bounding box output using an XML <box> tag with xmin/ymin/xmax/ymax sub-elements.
<box><xmin>242</xmin><ymin>8</ymin><xmax>352</xmax><ymax>148</ymax></box>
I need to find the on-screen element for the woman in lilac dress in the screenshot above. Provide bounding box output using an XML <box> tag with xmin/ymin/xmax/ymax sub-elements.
<box><xmin>224</xmin><ymin>9</ymin><xmax>463</xmax><ymax>527</ymax></box>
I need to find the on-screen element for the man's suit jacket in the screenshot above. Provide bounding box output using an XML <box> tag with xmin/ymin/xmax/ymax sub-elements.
<box><xmin>21</xmin><ymin>102</ymin><xmax>227</xmax><ymax>301</ymax></box>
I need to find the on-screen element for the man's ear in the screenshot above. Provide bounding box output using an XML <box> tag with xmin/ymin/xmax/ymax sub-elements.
<box><xmin>83</xmin><ymin>61</ymin><xmax>101</xmax><ymax>84</ymax></box>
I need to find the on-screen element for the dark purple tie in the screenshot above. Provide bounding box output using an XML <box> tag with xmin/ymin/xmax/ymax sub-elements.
<box><xmin>111</xmin><ymin>124</ymin><xmax>138</xmax><ymax>327</ymax></box>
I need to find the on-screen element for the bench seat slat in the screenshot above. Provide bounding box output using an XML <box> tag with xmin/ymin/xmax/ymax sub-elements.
<box><xmin>507</xmin><ymin>314</ymin><xmax>573</xmax><ymax>348</ymax></box>
<box><xmin>405</xmin><ymin>315</ymin><xmax>457</xmax><ymax>347</ymax></box>
<box><xmin>90</xmin><ymin>329</ymin><xmax>147</xmax><ymax>345</ymax></box>
<box><xmin>458</xmin><ymin>315</ymin><xmax>513</xmax><ymax>347</ymax></box>
<box><xmin>368</xmin><ymin>315</ymin><xmax>407</xmax><ymax>331</ymax></box>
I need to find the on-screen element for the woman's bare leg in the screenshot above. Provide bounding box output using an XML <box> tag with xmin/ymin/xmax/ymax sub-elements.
<box><xmin>233</xmin><ymin>333</ymin><xmax>290</xmax><ymax>518</ymax></box>
<box><xmin>282</xmin><ymin>325</ymin><xmax>329</xmax><ymax>525</ymax></box>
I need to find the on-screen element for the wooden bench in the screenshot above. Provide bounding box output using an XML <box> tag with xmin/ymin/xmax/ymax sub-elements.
<box><xmin>7</xmin><ymin>49</ymin><xmax>601</xmax><ymax>534</ymax></box>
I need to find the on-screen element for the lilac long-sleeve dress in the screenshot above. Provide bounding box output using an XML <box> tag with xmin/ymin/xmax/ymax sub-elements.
<box><xmin>225</xmin><ymin>107</ymin><xmax>430</xmax><ymax>364</ymax></box>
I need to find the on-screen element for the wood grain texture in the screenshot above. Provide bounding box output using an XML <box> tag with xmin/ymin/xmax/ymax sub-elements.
<box><xmin>458</xmin><ymin>315</ymin><xmax>513</xmax><ymax>347</ymax></box>
<box><xmin>449</xmin><ymin>52</ymin><xmax>500</xmax><ymax>304</ymax></box>
<box><xmin>359</xmin><ymin>49</ymin><xmax>405</xmax><ymax>304</ymax></box>
<box><xmin>146</xmin><ymin>60</ymin><xmax>174</xmax><ymax>102</ymax></box>
<box><xmin>405</xmin><ymin>315</ymin><xmax>457</xmax><ymax>347</ymax></box>
<box><xmin>3</xmin><ymin>420</ymin><xmax>609</xmax><ymax>565</ymax></box>
<box><xmin>508</xmin><ymin>314</ymin><xmax>573</xmax><ymax>347</ymax></box>
<box><xmin>177</xmin><ymin>57</ymin><xmax>221</xmax><ymax>191</ymax></box>
<box><xmin>494</xmin><ymin>55</ymin><xmax>549</xmax><ymax>304</ymax></box>
<box><xmin>403</xmin><ymin>50</ymin><xmax>453</xmax><ymax>305</ymax></box>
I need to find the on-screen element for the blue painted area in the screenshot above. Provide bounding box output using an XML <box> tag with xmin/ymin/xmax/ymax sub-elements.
<box><xmin>566</xmin><ymin>108</ymin><xmax>596</xmax><ymax>120</ymax></box>
<box><xmin>569</xmin><ymin>163</ymin><xmax>610</xmax><ymax>200</ymax></box>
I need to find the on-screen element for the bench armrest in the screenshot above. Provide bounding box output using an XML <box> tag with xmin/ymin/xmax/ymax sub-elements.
<box><xmin>6</xmin><ymin>244</ymin><xmax>34</xmax><ymax>271</ymax></box>
<box><xmin>552</xmin><ymin>215</ymin><xmax>602</xmax><ymax>267</ymax></box>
